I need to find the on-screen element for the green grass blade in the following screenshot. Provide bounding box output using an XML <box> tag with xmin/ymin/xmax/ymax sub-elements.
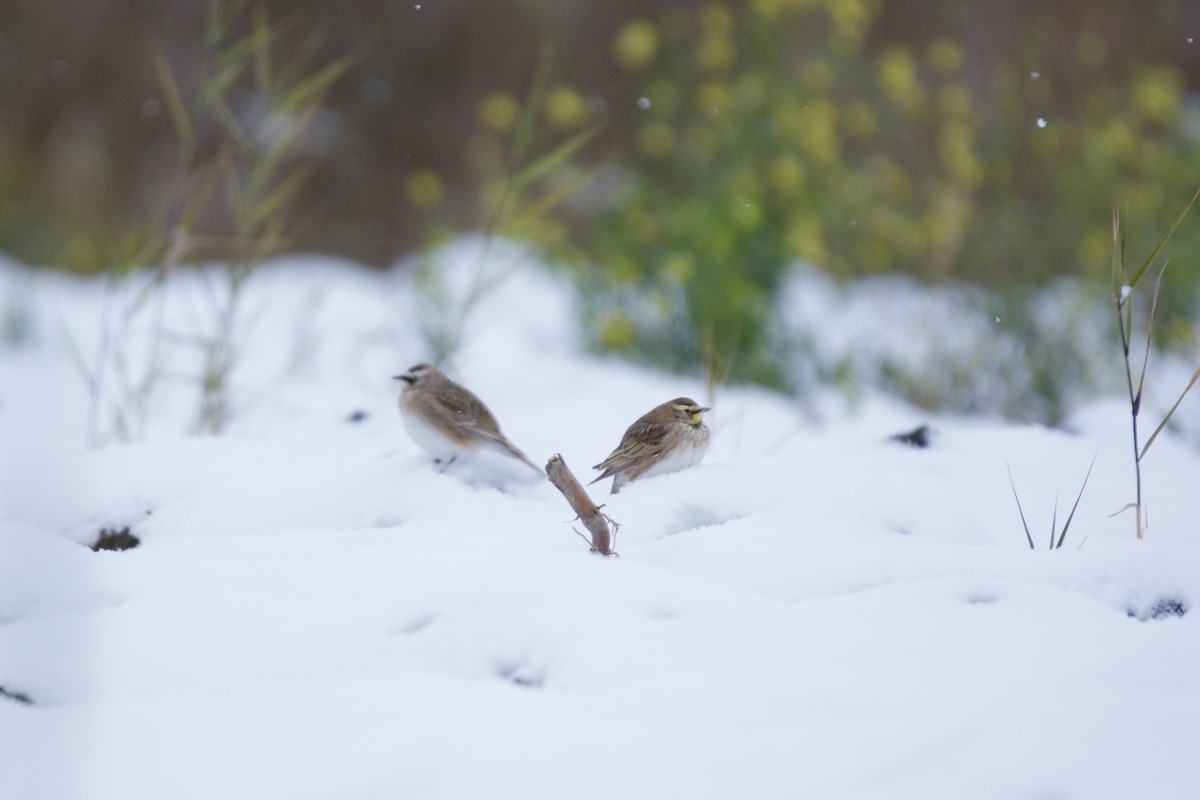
<box><xmin>510</xmin><ymin>127</ymin><xmax>599</xmax><ymax>194</ymax></box>
<box><xmin>210</xmin><ymin>29</ymin><xmax>272</xmax><ymax>83</ymax></box>
<box><xmin>241</xmin><ymin>103</ymin><xmax>320</xmax><ymax>206</ymax></box>
<box><xmin>198</xmin><ymin>62</ymin><xmax>248</xmax><ymax>132</ymax></box>
<box><xmin>1139</xmin><ymin>366</ymin><xmax>1200</xmax><ymax>461</ymax></box>
<box><xmin>251</xmin><ymin>3</ymin><xmax>272</xmax><ymax>93</ymax></box>
<box><xmin>501</xmin><ymin>163</ymin><xmax>600</xmax><ymax>237</ymax></box>
<box><xmin>275</xmin><ymin>30</ymin><xmax>326</xmax><ymax>89</ymax></box>
<box><xmin>1050</xmin><ymin>495</ymin><xmax>1058</xmax><ymax>550</ymax></box>
<box><xmin>1134</xmin><ymin>261</ymin><xmax>1168</xmax><ymax>407</ymax></box>
<box><xmin>277</xmin><ymin>50</ymin><xmax>358</xmax><ymax>115</ymax></box>
<box><xmin>1006</xmin><ymin>464</ymin><xmax>1036</xmax><ymax>550</ymax></box>
<box><xmin>207</xmin><ymin>0</ymin><xmax>252</xmax><ymax>47</ymax></box>
<box><xmin>245</xmin><ymin>162</ymin><xmax>316</xmax><ymax>230</ymax></box>
<box><xmin>1127</xmin><ymin>186</ymin><xmax>1200</xmax><ymax>290</ymax></box>
<box><xmin>176</xmin><ymin>152</ymin><xmax>228</xmax><ymax>234</ymax></box>
<box><xmin>152</xmin><ymin>45</ymin><xmax>195</xmax><ymax>156</ymax></box>
<box><xmin>509</xmin><ymin>43</ymin><xmax>555</xmax><ymax>166</ymax></box>
<box><xmin>1055</xmin><ymin>452</ymin><xmax>1097</xmax><ymax>549</ymax></box>
<box><xmin>1111</xmin><ymin>207</ymin><xmax>1125</xmax><ymax>295</ymax></box>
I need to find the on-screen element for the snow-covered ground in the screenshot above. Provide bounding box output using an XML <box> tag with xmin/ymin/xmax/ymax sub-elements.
<box><xmin>1</xmin><ymin>243</ymin><xmax>1198</xmax><ymax>800</ymax></box>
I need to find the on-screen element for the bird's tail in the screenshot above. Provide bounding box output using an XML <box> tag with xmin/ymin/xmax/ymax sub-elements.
<box><xmin>505</xmin><ymin>442</ymin><xmax>542</xmax><ymax>474</ymax></box>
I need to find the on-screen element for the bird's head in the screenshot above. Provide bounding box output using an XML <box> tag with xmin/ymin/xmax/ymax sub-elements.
<box><xmin>669</xmin><ymin>398</ymin><xmax>710</xmax><ymax>426</ymax></box>
<box><xmin>393</xmin><ymin>363</ymin><xmax>437</xmax><ymax>390</ymax></box>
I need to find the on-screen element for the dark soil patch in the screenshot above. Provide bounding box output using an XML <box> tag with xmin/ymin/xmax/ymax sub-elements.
<box><xmin>890</xmin><ymin>424</ymin><xmax>933</xmax><ymax>449</ymax></box>
<box><xmin>92</xmin><ymin>526</ymin><xmax>140</xmax><ymax>552</ymax></box>
<box><xmin>1127</xmin><ymin>597</ymin><xmax>1188</xmax><ymax>621</ymax></box>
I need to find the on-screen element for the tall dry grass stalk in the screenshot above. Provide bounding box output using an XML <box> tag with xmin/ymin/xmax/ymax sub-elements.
<box><xmin>74</xmin><ymin>1</ymin><xmax>356</xmax><ymax>443</ymax></box>
<box><xmin>1110</xmin><ymin>189</ymin><xmax>1200</xmax><ymax>538</ymax></box>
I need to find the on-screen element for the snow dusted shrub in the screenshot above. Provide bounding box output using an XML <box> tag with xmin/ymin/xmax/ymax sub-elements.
<box><xmin>773</xmin><ymin>265</ymin><xmax>1119</xmax><ymax>425</ymax></box>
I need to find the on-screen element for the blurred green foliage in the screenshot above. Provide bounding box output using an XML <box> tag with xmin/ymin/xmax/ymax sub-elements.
<box><xmin>567</xmin><ymin>0</ymin><xmax>1200</xmax><ymax>386</ymax></box>
<box><xmin>3</xmin><ymin>0</ymin><xmax>1199</xmax><ymax>409</ymax></box>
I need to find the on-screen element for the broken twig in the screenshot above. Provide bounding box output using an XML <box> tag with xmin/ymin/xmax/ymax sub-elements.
<box><xmin>545</xmin><ymin>454</ymin><xmax>618</xmax><ymax>556</ymax></box>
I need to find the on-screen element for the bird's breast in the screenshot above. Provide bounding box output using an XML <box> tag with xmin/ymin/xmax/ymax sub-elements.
<box><xmin>643</xmin><ymin>425</ymin><xmax>710</xmax><ymax>478</ymax></box>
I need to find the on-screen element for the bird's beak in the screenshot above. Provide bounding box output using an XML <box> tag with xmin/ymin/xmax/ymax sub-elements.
<box><xmin>393</xmin><ymin>374</ymin><xmax>415</xmax><ymax>385</ymax></box>
<box><xmin>699</xmin><ymin>407</ymin><xmax>712</xmax><ymax>413</ymax></box>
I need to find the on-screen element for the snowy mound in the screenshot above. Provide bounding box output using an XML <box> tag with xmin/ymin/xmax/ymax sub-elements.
<box><xmin>1</xmin><ymin>245</ymin><xmax>1198</xmax><ymax>800</ymax></box>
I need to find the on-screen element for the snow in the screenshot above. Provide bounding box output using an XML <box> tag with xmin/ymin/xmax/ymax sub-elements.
<box><xmin>2</xmin><ymin>242</ymin><xmax>1199</xmax><ymax>799</ymax></box>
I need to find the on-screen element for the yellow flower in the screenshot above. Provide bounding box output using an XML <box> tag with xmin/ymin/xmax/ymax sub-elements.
<box><xmin>699</xmin><ymin>3</ymin><xmax>734</xmax><ymax>34</ymax></box>
<box><xmin>750</xmin><ymin>0</ymin><xmax>782</xmax><ymax>19</ymax></box>
<box><xmin>825</xmin><ymin>0</ymin><xmax>873</xmax><ymax>53</ymax></box>
<box><xmin>610</xmin><ymin>255</ymin><xmax>641</xmax><ymax>284</ymax></box>
<box><xmin>600</xmin><ymin>312</ymin><xmax>637</xmax><ymax>349</ymax></box>
<box><xmin>937</xmin><ymin>120</ymin><xmax>982</xmax><ymax>187</ymax></box>
<box><xmin>662</xmin><ymin>254</ymin><xmax>696</xmax><ymax>283</ymax></box>
<box><xmin>404</xmin><ymin>169</ymin><xmax>444</xmax><ymax>211</ymax></box>
<box><xmin>766</xmin><ymin>156</ymin><xmax>805</xmax><ymax>195</ymax></box>
<box><xmin>544</xmin><ymin>88</ymin><xmax>589</xmax><ymax>129</ymax></box>
<box><xmin>798</xmin><ymin>100</ymin><xmax>839</xmax><ymax>164</ymax></box>
<box><xmin>786</xmin><ymin>218</ymin><xmax>827</xmax><ymax>264</ymax></box>
<box><xmin>926</xmin><ymin>38</ymin><xmax>963</xmax><ymax>75</ymax></box>
<box><xmin>478</xmin><ymin>91</ymin><xmax>518</xmax><ymax>133</ymax></box>
<box><xmin>1131</xmin><ymin>69</ymin><xmax>1180</xmax><ymax>127</ymax></box>
<box><xmin>613</xmin><ymin>19</ymin><xmax>659</xmax><ymax>72</ymax></box>
<box><xmin>878</xmin><ymin>47</ymin><xmax>925</xmax><ymax>113</ymax></box>
<box><xmin>698</xmin><ymin>35</ymin><xmax>736</xmax><ymax>72</ymax></box>
<box><xmin>694</xmin><ymin>81</ymin><xmax>731</xmax><ymax>117</ymax></box>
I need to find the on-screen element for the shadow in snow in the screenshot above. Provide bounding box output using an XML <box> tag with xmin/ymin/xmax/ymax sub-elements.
<box><xmin>496</xmin><ymin>660</ymin><xmax>544</xmax><ymax>690</ymax></box>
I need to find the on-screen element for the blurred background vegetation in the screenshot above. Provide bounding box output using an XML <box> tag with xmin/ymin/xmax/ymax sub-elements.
<box><xmin>3</xmin><ymin>0</ymin><xmax>1199</xmax><ymax>405</ymax></box>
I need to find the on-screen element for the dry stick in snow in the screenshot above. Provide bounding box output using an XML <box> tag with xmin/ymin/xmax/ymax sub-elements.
<box><xmin>545</xmin><ymin>454</ymin><xmax>618</xmax><ymax>556</ymax></box>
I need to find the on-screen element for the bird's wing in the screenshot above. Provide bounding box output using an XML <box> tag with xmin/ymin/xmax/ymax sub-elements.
<box><xmin>590</xmin><ymin>418</ymin><xmax>670</xmax><ymax>482</ymax></box>
<box><xmin>432</xmin><ymin>382</ymin><xmax>504</xmax><ymax>437</ymax></box>
<box><xmin>434</xmin><ymin>381</ymin><xmax>540</xmax><ymax>472</ymax></box>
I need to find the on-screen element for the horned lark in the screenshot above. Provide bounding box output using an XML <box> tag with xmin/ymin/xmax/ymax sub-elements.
<box><xmin>394</xmin><ymin>363</ymin><xmax>540</xmax><ymax>473</ymax></box>
<box><xmin>590</xmin><ymin>397</ymin><xmax>711</xmax><ymax>494</ymax></box>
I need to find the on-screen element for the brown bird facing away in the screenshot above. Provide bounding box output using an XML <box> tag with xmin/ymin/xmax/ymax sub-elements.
<box><xmin>394</xmin><ymin>363</ymin><xmax>540</xmax><ymax>473</ymax></box>
<box><xmin>591</xmin><ymin>397</ymin><xmax>711</xmax><ymax>494</ymax></box>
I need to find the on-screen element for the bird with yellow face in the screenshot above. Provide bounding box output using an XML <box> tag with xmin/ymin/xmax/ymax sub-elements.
<box><xmin>591</xmin><ymin>398</ymin><xmax>710</xmax><ymax>494</ymax></box>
